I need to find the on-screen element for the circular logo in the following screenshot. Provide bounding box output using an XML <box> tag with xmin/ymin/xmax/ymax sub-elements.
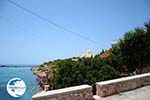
<box><xmin>6</xmin><ymin>78</ymin><xmax>26</xmax><ymax>97</ymax></box>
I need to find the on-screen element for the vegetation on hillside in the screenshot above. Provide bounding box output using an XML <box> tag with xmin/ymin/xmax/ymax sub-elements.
<box><xmin>34</xmin><ymin>20</ymin><xmax>150</xmax><ymax>94</ymax></box>
<box><xmin>53</xmin><ymin>57</ymin><xmax>119</xmax><ymax>93</ymax></box>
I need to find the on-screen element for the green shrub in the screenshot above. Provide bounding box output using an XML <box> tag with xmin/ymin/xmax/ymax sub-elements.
<box><xmin>52</xmin><ymin>57</ymin><xmax>120</xmax><ymax>94</ymax></box>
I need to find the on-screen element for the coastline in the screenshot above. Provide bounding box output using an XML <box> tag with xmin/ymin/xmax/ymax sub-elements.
<box><xmin>31</xmin><ymin>67</ymin><xmax>51</xmax><ymax>92</ymax></box>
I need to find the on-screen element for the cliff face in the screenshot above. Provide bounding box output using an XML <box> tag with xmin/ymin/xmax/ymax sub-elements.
<box><xmin>32</xmin><ymin>67</ymin><xmax>47</xmax><ymax>77</ymax></box>
<box><xmin>32</xmin><ymin>63</ymin><xmax>57</xmax><ymax>91</ymax></box>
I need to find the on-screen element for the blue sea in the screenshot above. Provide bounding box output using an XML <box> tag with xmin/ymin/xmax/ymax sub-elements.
<box><xmin>0</xmin><ymin>66</ymin><xmax>39</xmax><ymax>100</ymax></box>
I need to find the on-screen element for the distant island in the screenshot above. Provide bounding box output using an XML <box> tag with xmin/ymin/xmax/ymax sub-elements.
<box><xmin>0</xmin><ymin>65</ymin><xmax>36</xmax><ymax>67</ymax></box>
<box><xmin>0</xmin><ymin>65</ymin><xmax>17</xmax><ymax>67</ymax></box>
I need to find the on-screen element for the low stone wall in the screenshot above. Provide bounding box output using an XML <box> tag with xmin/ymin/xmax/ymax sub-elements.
<box><xmin>32</xmin><ymin>85</ymin><xmax>93</xmax><ymax>100</ymax></box>
<box><xmin>96</xmin><ymin>73</ymin><xmax>150</xmax><ymax>97</ymax></box>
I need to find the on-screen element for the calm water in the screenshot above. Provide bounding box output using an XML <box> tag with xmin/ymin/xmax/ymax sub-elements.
<box><xmin>0</xmin><ymin>66</ymin><xmax>39</xmax><ymax>100</ymax></box>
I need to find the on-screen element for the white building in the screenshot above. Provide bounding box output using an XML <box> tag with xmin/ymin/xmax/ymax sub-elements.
<box><xmin>80</xmin><ymin>51</ymin><xmax>95</xmax><ymax>58</ymax></box>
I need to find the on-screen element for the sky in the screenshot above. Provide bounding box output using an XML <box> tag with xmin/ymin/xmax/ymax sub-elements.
<box><xmin>0</xmin><ymin>0</ymin><xmax>150</xmax><ymax>65</ymax></box>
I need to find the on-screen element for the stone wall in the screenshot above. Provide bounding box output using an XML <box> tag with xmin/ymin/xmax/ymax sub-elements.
<box><xmin>32</xmin><ymin>85</ymin><xmax>93</xmax><ymax>100</ymax></box>
<box><xmin>32</xmin><ymin>73</ymin><xmax>150</xmax><ymax>99</ymax></box>
<box><xmin>96</xmin><ymin>73</ymin><xmax>150</xmax><ymax>97</ymax></box>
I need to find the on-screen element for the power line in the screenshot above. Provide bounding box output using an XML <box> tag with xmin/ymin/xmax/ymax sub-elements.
<box><xmin>7</xmin><ymin>0</ymin><xmax>100</xmax><ymax>45</ymax></box>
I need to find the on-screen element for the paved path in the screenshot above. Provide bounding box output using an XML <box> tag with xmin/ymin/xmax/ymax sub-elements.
<box><xmin>93</xmin><ymin>86</ymin><xmax>150</xmax><ymax>100</ymax></box>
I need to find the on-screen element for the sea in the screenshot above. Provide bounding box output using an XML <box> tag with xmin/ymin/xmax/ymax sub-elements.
<box><xmin>0</xmin><ymin>66</ymin><xmax>39</xmax><ymax>100</ymax></box>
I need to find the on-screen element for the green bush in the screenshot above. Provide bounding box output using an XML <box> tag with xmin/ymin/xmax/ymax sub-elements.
<box><xmin>52</xmin><ymin>57</ymin><xmax>120</xmax><ymax>94</ymax></box>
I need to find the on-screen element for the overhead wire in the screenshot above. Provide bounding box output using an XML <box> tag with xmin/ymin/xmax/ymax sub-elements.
<box><xmin>7</xmin><ymin>0</ymin><xmax>100</xmax><ymax>46</ymax></box>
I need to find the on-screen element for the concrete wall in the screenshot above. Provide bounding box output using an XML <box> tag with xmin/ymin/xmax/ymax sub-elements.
<box><xmin>32</xmin><ymin>85</ymin><xmax>93</xmax><ymax>100</ymax></box>
<box><xmin>96</xmin><ymin>73</ymin><xmax>150</xmax><ymax>97</ymax></box>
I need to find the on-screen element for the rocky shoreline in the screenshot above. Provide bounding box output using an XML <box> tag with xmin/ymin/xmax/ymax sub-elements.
<box><xmin>32</xmin><ymin>67</ymin><xmax>47</xmax><ymax>77</ymax></box>
<box><xmin>31</xmin><ymin>66</ymin><xmax>53</xmax><ymax>92</ymax></box>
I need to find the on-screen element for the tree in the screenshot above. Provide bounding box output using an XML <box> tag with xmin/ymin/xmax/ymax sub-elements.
<box><xmin>111</xmin><ymin>26</ymin><xmax>150</xmax><ymax>74</ymax></box>
<box><xmin>145</xmin><ymin>20</ymin><xmax>150</xmax><ymax>35</ymax></box>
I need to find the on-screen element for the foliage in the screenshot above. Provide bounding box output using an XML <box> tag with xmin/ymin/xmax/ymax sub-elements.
<box><xmin>52</xmin><ymin>57</ymin><xmax>120</xmax><ymax>94</ymax></box>
<box><xmin>111</xmin><ymin>21</ymin><xmax>150</xmax><ymax>74</ymax></box>
<box><xmin>145</xmin><ymin>20</ymin><xmax>150</xmax><ymax>34</ymax></box>
<box><xmin>36</xmin><ymin>20</ymin><xmax>150</xmax><ymax>93</ymax></box>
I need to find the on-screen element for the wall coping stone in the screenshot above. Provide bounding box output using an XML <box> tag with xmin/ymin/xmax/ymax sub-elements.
<box><xmin>32</xmin><ymin>84</ymin><xmax>92</xmax><ymax>99</ymax></box>
<box><xmin>96</xmin><ymin>73</ymin><xmax>150</xmax><ymax>97</ymax></box>
<box><xmin>96</xmin><ymin>73</ymin><xmax>150</xmax><ymax>86</ymax></box>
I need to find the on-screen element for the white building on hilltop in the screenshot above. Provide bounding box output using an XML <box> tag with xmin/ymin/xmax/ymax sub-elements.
<box><xmin>80</xmin><ymin>51</ymin><xmax>95</xmax><ymax>58</ymax></box>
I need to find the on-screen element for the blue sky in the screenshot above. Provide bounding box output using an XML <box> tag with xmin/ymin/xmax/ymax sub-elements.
<box><xmin>0</xmin><ymin>0</ymin><xmax>150</xmax><ymax>65</ymax></box>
